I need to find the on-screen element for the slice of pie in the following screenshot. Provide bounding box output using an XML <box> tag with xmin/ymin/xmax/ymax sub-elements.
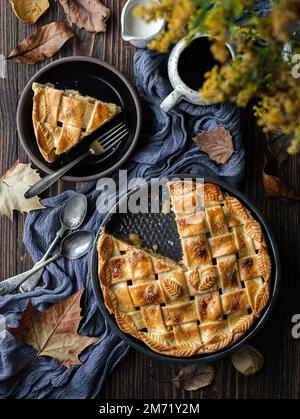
<box><xmin>98</xmin><ymin>182</ymin><xmax>272</xmax><ymax>357</ymax></box>
<box><xmin>32</xmin><ymin>82</ymin><xmax>121</xmax><ymax>162</ymax></box>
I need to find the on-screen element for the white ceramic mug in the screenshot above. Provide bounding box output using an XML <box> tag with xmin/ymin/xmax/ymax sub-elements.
<box><xmin>161</xmin><ymin>33</ymin><xmax>235</xmax><ymax>112</ymax></box>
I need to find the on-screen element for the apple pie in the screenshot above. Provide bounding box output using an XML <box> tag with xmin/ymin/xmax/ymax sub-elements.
<box><xmin>98</xmin><ymin>181</ymin><xmax>272</xmax><ymax>357</ymax></box>
<box><xmin>32</xmin><ymin>82</ymin><xmax>121</xmax><ymax>162</ymax></box>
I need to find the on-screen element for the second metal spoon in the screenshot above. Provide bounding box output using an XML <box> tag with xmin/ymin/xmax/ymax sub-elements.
<box><xmin>0</xmin><ymin>230</ymin><xmax>95</xmax><ymax>296</ymax></box>
<box><xmin>19</xmin><ymin>193</ymin><xmax>87</xmax><ymax>293</ymax></box>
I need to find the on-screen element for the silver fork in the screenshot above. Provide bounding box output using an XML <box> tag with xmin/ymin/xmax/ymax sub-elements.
<box><xmin>25</xmin><ymin>122</ymin><xmax>129</xmax><ymax>199</ymax></box>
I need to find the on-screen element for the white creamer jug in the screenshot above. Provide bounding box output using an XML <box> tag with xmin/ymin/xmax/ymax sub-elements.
<box><xmin>121</xmin><ymin>0</ymin><xmax>165</xmax><ymax>49</ymax></box>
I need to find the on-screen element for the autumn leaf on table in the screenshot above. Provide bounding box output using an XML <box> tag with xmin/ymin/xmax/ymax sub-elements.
<box><xmin>10</xmin><ymin>0</ymin><xmax>49</xmax><ymax>24</ymax></box>
<box><xmin>232</xmin><ymin>345</ymin><xmax>264</xmax><ymax>376</ymax></box>
<box><xmin>171</xmin><ymin>364</ymin><xmax>215</xmax><ymax>391</ymax></box>
<box><xmin>7</xmin><ymin>289</ymin><xmax>99</xmax><ymax>368</ymax></box>
<box><xmin>8</xmin><ymin>22</ymin><xmax>74</xmax><ymax>64</ymax></box>
<box><xmin>267</xmin><ymin>131</ymin><xmax>292</xmax><ymax>164</ymax></box>
<box><xmin>59</xmin><ymin>0</ymin><xmax>110</xmax><ymax>33</ymax></box>
<box><xmin>0</xmin><ymin>161</ymin><xmax>45</xmax><ymax>221</ymax></box>
<box><xmin>193</xmin><ymin>127</ymin><xmax>235</xmax><ymax>164</ymax></box>
<box><xmin>263</xmin><ymin>160</ymin><xmax>300</xmax><ymax>203</ymax></box>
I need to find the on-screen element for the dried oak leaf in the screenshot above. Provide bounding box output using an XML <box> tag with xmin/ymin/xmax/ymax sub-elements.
<box><xmin>171</xmin><ymin>364</ymin><xmax>215</xmax><ymax>391</ymax></box>
<box><xmin>0</xmin><ymin>161</ymin><xmax>45</xmax><ymax>221</ymax></box>
<box><xmin>193</xmin><ymin>127</ymin><xmax>234</xmax><ymax>164</ymax></box>
<box><xmin>10</xmin><ymin>0</ymin><xmax>49</xmax><ymax>24</ymax></box>
<box><xmin>59</xmin><ymin>0</ymin><xmax>110</xmax><ymax>33</ymax></box>
<box><xmin>7</xmin><ymin>289</ymin><xmax>99</xmax><ymax>368</ymax></box>
<box><xmin>263</xmin><ymin>161</ymin><xmax>300</xmax><ymax>203</ymax></box>
<box><xmin>8</xmin><ymin>22</ymin><xmax>74</xmax><ymax>64</ymax></box>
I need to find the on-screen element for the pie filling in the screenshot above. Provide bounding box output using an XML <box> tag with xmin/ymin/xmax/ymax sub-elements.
<box><xmin>32</xmin><ymin>82</ymin><xmax>121</xmax><ymax>163</ymax></box>
<box><xmin>98</xmin><ymin>181</ymin><xmax>272</xmax><ymax>357</ymax></box>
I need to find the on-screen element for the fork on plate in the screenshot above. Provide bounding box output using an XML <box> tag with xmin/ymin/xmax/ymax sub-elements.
<box><xmin>25</xmin><ymin>122</ymin><xmax>129</xmax><ymax>199</ymax></box>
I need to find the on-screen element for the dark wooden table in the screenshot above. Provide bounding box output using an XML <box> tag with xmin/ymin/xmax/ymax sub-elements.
<box><xmin>1</xmin><ymin>0</ymin><xmax>299</xmax><ymax>400</ymax></box>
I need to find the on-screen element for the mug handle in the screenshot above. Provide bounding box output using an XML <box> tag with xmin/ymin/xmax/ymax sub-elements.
<box><xmin>160</xmin><ymin>89</ymin><xmax>182</xmax><ymax>113</ymax></box>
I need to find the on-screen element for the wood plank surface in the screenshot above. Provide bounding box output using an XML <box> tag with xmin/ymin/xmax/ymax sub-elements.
<box><xmin>0</xmin><ymin>0</ymin><xmax>299</xmax><ymax>399</ymax></box>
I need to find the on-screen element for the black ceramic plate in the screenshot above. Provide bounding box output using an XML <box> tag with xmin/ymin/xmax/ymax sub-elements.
<box><xmin>17</xmin><ymin>57</ymin><xmax>142</xmax><ymax>182</ymax></box>
<box><xmin>90</xmin><ymin>175</ymin><xmax>281</xmax><ymax>363</ymax></box>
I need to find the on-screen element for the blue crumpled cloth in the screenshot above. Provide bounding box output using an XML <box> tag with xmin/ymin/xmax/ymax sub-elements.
<box><xmin>0</xmin><ymin>44</ymin><xmax>246</xmax><ymax>398</ymax></box>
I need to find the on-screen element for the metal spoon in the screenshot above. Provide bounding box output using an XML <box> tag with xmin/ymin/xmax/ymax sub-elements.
<box><xmin>19</xmin><ymin>193</ymin><xmax>88</xmax><ymax>293</ymax></box>
<box><xmin>0</xmin><ymin>230</ymin><xmax>95</xmax><ymax>296</ymax></box>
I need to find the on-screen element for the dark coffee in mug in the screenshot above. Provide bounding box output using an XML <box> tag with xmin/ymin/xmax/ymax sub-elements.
<box><xmin>178</xmin><ymin>37</ymin><xmax>217</xmax><ymax>91</ymax></box>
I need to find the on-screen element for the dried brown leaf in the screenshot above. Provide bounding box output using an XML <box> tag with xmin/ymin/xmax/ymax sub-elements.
<box><xmin>193</xmin><ymin>127</ymin><xmax>234</xmax><ymax>164</ymax></box>
<box><xmin>10</xmin><ymin>0</ymin><xmax>49</xmax><ymax>24</ymax></box>
<box><xmin>171</xmin><ymin>364</ymin><xmax>215</xmax><ymax>391</ymax></box>
<box><xmin>59</xmin><ymin>0</ymin><xmax>110</xmax><ymax>33</ymax></box>
<box><xmin>263</xmin><ymin>161</ymin><xmax>299</xmax><ymax>203</ymax></box>
<box><xmin>7</xmin><ymin>289</ymin><xmax>99</xmax><ymax>368</ymax></box>
<box><xmin>171</xmin><ymin>364</ymin><xmax>197</xmax><ymax>388</ymax></box>
<box><xmin>232</xmin><ymin>345</ymin><xmax>263</xmax><ymax>376</ymax></box>
<box><xmin>267</xmin><ymin>131</ymin><xmax>292</xmax><ymax>164</ymax></box>
<box><xmin>8</xmin><ymin>22</ymin><xmax>74</xmax><ymax>64</ymax></box>
<box><xmin>0</xmin><ymin>161</ymin><xmax>45</xmax><ymax>221</ymax></box>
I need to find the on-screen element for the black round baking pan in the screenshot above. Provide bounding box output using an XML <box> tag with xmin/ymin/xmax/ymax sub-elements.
<box><xmin>17</xmin><ymin>56</ymin><xmax>142</xmax><ymax>182</ymax></box>
<box><xmin>90</xmin><ymin>175</ymin><xmax>281</xmax><ymax>363</ymax></box>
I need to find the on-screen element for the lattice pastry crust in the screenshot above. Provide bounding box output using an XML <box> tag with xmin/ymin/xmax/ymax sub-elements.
<box><xmin>98</xmin><ymin>182</ymin><xmax>272</xmax><ymax>357</ymax></box>
<box><xmin>32</xmin><ymin>83</ymin><xmax>121</xmax><ymax>162</ymax></box>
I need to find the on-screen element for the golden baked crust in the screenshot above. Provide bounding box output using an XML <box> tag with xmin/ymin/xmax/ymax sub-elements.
<box><xmin>98</xmin><ymin>182</ymin><xmax>272</xmax><ymax>357</ymax></box>
<box><xmin>32</xmin><ymin>82</ymin><xmax>121</xmax><ymax>162</ymax></box>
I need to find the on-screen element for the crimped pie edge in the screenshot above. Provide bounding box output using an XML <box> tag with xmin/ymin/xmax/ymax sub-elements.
<box><xmin>97</xmin><ymin>184</ymin><xmax>272</xmax><ymax>357</ymax></box>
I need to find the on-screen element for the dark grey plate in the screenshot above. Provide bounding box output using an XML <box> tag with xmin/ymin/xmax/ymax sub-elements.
<box><xmin>17</xmin><ymin>57</ymin><xmax>142</xmax><ymax>182</ymax></box>
<box><xmin>90</xmin><ymin>175</ymin><xmax>281</xmax><ymax>363</ymax></box>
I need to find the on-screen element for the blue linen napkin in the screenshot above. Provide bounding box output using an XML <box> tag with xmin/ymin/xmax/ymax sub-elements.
<box><xmin>0</xmin><ymin>44</ymin><xmax>247</xmax><ymax>398</ymax></box>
